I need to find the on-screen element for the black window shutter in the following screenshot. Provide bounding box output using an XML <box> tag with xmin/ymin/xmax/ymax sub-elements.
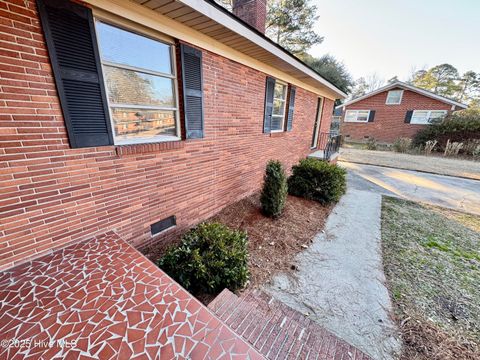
<box><xmin>405</xmin><ymin>110</ymin><xmax>413</xmax><ymax>123</ymax></box>
<box><xmin>180</xmin><ymin>44</ymin><xmax>204</xmax><ymax>139</ymax></box>
<box><xmin>286</xmin><ymin>86</ymin><xmax>296</xmax><ymax>131</ymax></box>
<box><xmin>368</xmin><ymin>110</ymin><xmax>376</xmax><ymax>122</ymax></box>
<box><xmin>263</xmin><ymin>77</ymin><xmax>275</xmax><ymax>133</ymax></box>
<box><xmin>37</xmin><ymin>0</ymin><xmax>113</xmax><ymax>148</ymax></box>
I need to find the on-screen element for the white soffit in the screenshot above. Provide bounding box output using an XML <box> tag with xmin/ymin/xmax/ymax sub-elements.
<box><xmin>132</xmin><ymin>0</ymin><xmax>347</xmax><ymax>99</ymax></box>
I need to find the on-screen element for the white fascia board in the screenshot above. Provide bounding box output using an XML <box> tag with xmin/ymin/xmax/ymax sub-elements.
<box><xmin>178</xmin><ymin>0</ymin><xmax>347</xmax><ymax>98</ymax></box>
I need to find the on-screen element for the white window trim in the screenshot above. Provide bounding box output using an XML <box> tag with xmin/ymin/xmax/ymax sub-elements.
<box><xmin>94</xmin><ymin>20</ymin><xmax>181</xmax><ymax>145</ymax></box>
<box><xmin>386</xmin><ymin>90</ymin><xmax>404</xmax><ymax>105</ymax></box>
<box><xmin>344</xmin><ymin>110</ymin><xmax>371</xmax><ymax>123</ymax></box>
<box><xmin>410</xmin><ymin>110</ymin><xmax>448</xmax><ymax>125</ymax></box>
<box><xmin>271</xmin><ymin>79</ymin><xmax>288</xmax><ymax>132</ymax></box>
<box><xmin>115</xmin><ymin>135</ymin><xmax>181</xmax><ymax>145</ymax></box>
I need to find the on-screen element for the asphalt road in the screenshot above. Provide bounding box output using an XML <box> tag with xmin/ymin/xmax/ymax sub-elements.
<box><xmin>340</xmin><ymin>161</ymin><xmax>480</xmax><ymax>215</ymax></box>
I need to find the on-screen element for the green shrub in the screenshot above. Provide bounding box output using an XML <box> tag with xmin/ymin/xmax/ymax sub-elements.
<box><xmin>288</xmin><ymin>158</ymin><xmax>346</xmax><ymax>204</ymax></box>
<box><xmin>412</xmin><ymin>114</ymin><xmax>480</xmax><ymax>150</ymax></box>
<box><xmin>260</xmin><ymin>160</ymin><xmax>288</xmax><ymax>218</ymax></box>
<box><xmin>158</xmin><ymin>222</ymin><xmax>249</xmax><ymax>294</ymax></box>
<box><xmin>392</xmin><ymin>137</ymin><xmax>412</xmax><ymax>153</ymax></box>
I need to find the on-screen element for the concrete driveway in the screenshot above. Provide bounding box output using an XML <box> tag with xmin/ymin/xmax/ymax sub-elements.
<box><xmin>341</xmin><ymin>161</ymin><xmax>480</xmax><ymax>215</ymax></box>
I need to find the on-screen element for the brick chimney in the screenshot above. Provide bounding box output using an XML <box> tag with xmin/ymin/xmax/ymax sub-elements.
<box><xmin>232</xmin><ymin>0</ymin><xmax>267</xmax><ymax>34</ymax></box>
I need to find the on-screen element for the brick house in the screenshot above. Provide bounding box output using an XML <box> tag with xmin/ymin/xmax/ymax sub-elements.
<box><xmin>0</xmin><ymin>2</ymin><xmax>383</xmax><ymax>358</ymax></box>
<box><xmin>339</xmin><ymin>81</ymin><xmax>467</xmax><ymax>143</ymax></box>
<box><xmin>0</xmin><ymin>0</ymin><xmax>346</xmax><ymax>271</ymax></box>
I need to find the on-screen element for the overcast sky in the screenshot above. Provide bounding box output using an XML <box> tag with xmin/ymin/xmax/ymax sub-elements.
<box><xmin>309</xmin><ymin>0</ymin><xmax>480</xmax><ymax>81</ymax></box>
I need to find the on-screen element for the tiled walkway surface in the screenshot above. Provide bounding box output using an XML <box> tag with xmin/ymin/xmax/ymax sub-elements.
<box><xmin>0</xmin><ymin>232</ymin><xmax>263</xmax><ymax>360</ymax></box>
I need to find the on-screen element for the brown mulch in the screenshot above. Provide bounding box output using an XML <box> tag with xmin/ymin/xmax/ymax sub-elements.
<box><xmin>399</xmin><ymin>313</ymin><xmax>479</xmax><ymax>360</ymax></box>
<box><xmin>211</xmin><ymin>193</ymin><xmax>333</xmax><ymax>288</ymax></box>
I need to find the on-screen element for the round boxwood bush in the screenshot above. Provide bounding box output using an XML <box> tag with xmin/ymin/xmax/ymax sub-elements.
<box><xmin>260</xmin><ymin>160</ymin><xmax>288</xmax><ymax>218</ymax></box>
<box><xmin>158</xmin><ymin>222</ymin><xmax>249</xmax><ymax>294</ymax></box>
<box><xmin>288</xmin><ymin>158</ymin><xmax>346</xmax><ymax>204</ymax></box>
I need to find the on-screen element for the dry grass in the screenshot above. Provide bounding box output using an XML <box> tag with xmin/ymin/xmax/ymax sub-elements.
<box><xmin>399</xmin><ymin>313</ymin><xmax>478</xmax><ymax>360</ymax></box>
<box><xmin>339</xmin><ymin>147</ymin><xmax>480</xmax><ymax>180</ymax></box>
<box><xmin>381</xmin><ymin>197</ymin><xmax>480</xmax><ymax>359</ymax></box>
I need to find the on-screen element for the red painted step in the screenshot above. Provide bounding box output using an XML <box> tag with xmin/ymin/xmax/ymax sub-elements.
<box><xmin>208</xmin><ymin>289</ymin><xmax>373</xmax><ymax>360</ymax></box>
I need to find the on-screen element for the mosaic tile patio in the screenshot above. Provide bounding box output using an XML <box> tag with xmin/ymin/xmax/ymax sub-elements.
<box><xmin>0</xmin><ymin>231</ymin><xmax>264</xmax><ymax>360</ymax></box>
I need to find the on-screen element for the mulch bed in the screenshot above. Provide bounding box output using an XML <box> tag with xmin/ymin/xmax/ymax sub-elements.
<box><xmin>211</xmin><ymin>193</ymin><xmax>333</xmax><ymax>288</ymax></box>
<box><xmin>142</xmin><ymin>193</ymin><xmax>332</xmax><ymax>303</ymax></box>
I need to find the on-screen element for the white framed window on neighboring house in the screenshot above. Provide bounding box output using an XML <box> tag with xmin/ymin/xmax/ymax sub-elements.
<box><xmin>411</xmin><ymin>110</ymin><xmax>448</xmax><ymax>125</ymax></box>
<box><xmin>95</xmin><ymin>21</ymin><xmax>180</xmax><ymax>145</ymax></box>
<box><xmin>386</xmin><ymin>90</ymin><xmax>404</xmax><ymax>105</ymax></box>
<box><xmin>344</xmin><ymin>110</ymin><xmax>370</xmax><ymax>122</ymax></box>
<box><xmin>271</xmin><ymin>80</ymin><xmax>288</xmax><ymax>131</ymax></box>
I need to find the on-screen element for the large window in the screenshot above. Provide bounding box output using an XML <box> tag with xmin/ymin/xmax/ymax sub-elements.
<box><xmin>96</xmin><ymin>21</ymin><xmax>179</xmax><ymax>144</ymax></box>
<box><xmin>411</xmin><ymin>110</ymin><xmax>447</xmax><ymax>124</ymax></box>
<box><xmin>386</xmin><ymin>90</ymin><xmax>403</xmax><ymax>105</ymax></box>
<box><xmin>271</xmin><ymin>81</ymin><xmax>288</xmax><ymax>131</ymax></box>
<box><xmin>345</xmin><ymin>110</ymin><xmax>370</xmax><ymax>122</ymax></box>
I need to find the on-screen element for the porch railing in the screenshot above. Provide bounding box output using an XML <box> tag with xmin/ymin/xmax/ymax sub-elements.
<box><xmin>319</xmin><ymin>132</ymin><xmax>342</xmax><ymax>161</ymax></box>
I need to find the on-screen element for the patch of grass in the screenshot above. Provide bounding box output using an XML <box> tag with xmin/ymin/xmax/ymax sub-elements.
<box><xmin>381</xmin><ymin>197</ymin><xmax>480</xmax><ymax>359</ymax></box>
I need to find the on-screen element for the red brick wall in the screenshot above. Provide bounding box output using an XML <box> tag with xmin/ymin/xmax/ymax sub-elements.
<box><xmin>0</xmin><ymin>0</ymin><xmax>334</xmax><ymax>270</ymax></box>
<box><xmin>232</xmin><ymin>0</ymin><xmax>267</xmax><ymax>34</ymax></box>
<box><xmin>340</xmin><ymin>88</ymin><xmax>453</xmax><ymax>143</ymax></box>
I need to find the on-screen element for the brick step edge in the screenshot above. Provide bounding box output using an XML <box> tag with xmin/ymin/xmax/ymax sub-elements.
<box><xmin>208</xmin><ymin>288</ymin><xmax>373</xmax><ymax>360</ymax></box>
<box><xmin>245</xmin><ymin>289</ymin><xmax>373</xmax><ymax>360</ymax></box>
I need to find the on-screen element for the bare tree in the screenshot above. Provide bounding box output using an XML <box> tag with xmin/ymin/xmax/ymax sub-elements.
<box><xmin>365</xmin><ymin>73</ymin><xmax>385</xmax><ymax>92</ymax></box>
<box><xmin>349</xmin><ymin>73</ymin><xmax>385</xmax><ymax>99</ymax></box>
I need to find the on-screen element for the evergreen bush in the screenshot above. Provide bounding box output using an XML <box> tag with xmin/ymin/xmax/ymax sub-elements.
<box><xmin>260</xmin><ymin>160</ymin><xmax>288</xmax><ymax>218</ymax></box>
<box><xmin>288</xmin><ymin>158</ymin><xmax>346</xmax><ymax>204</ymax></box>
<box><xmin>158</xmin><ymin>222</ymin><xmax>249</xmax><ymax>294</ymax></box>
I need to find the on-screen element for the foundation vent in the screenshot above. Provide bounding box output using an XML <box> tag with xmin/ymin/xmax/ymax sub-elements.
<box><xmin>151</xmin><ymin>216</ymin><xmax>176</xmax><ymax>235</ymax></box>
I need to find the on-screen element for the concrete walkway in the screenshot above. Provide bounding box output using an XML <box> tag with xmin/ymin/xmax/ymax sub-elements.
<box><xmin>342</xmin><ymin>161</ymin><xmax>480</xmax><ymax>215</ymax></box>
<box><xmin>264</xmin><ymin>189</ymin><xmax>401</xmax><ymax>360</ymax></box>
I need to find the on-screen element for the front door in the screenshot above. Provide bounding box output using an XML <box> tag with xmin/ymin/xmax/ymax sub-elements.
<box><xmin>311</xmin><ymin>97</ymin><xmax>323</xmax><ymax>148</ymax></box>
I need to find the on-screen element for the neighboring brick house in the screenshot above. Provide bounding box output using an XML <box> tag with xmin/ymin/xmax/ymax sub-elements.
<box><xmin>0</xmin><ymin>0</ymin><xmax>345</xmax><ymax>270</ymax></box>
<box><xmin>339</xmin><ymin>81</ymin><xmax>467</xmax><ymax>143</ymax></box>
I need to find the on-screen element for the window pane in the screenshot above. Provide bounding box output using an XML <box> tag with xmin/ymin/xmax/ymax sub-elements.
<box><xmin>413</xmin><ymin>111</ymin><xmax>428</xmax><ymax>119</ymax></box>
<box><xmin>357</xmin><ymin>111</ymin><xmax>369</xmax><ymax>121</ymax></box>
<box><xmin>430</xmin><ymin>111</ymin><xmax>445</xmax><ymax>118</ymax></box>
<box><xmin>387</xmin><ymin>90</ymin><xmax>402</xmax><ymax>104</ymax></box>
<box><xmin>345</xmin><ymin>111</ymin><xmax>356</xmax><ymax>121</ymax></box>
<box><xmin>97</xmin><ymin>22</ymin><xmax>172</xmax><ymax>74</ymax></box>
<box><xmin>111</xmin><ymin>108</ymin><xmax>176</xmax><ymax>142</ymax></box>
<box><xmin>273</xmin><ymin>98</ymin><xmax>285</xmax><ymax>116</ymax></box>
<box><xmin>271</xmin><ymin>115</ymin><xmax>284</xmax><ymax>131</ymax></box>
<box><xmin>104</xmin><ymin>66</ymin><xmax>175</xmax><ymax>107</ymax></box>
<box><xmin>412</xmin><ymin>111</ymin><xmax>428</xmax><ymax>124</ymax></box>
<box><xmin>274</xmin><ymin>82</ymin><xmax>287</xmax><ymax>100</ymax></box>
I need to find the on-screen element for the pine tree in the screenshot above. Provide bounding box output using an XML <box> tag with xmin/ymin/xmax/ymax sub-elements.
<box><xmin>266</xmin><ymin>0</ymin><xmax>323</xmax><ymax>55</ymax></box>
<box><xmin>300</xmin><ymin>54</ymin><xmax>353</xmax><ymax>94</ymax></box>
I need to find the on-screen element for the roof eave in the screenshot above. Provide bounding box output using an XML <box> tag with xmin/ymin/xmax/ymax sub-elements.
<box><xmin>179</xmin><ymin>0</ymin><xmax>347</xmax><ymax>98</ymax></box>
<box><xmin>338</xmin><ymin>82</ymin><xmax>467</xmax><ymax>109</ymax></box>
